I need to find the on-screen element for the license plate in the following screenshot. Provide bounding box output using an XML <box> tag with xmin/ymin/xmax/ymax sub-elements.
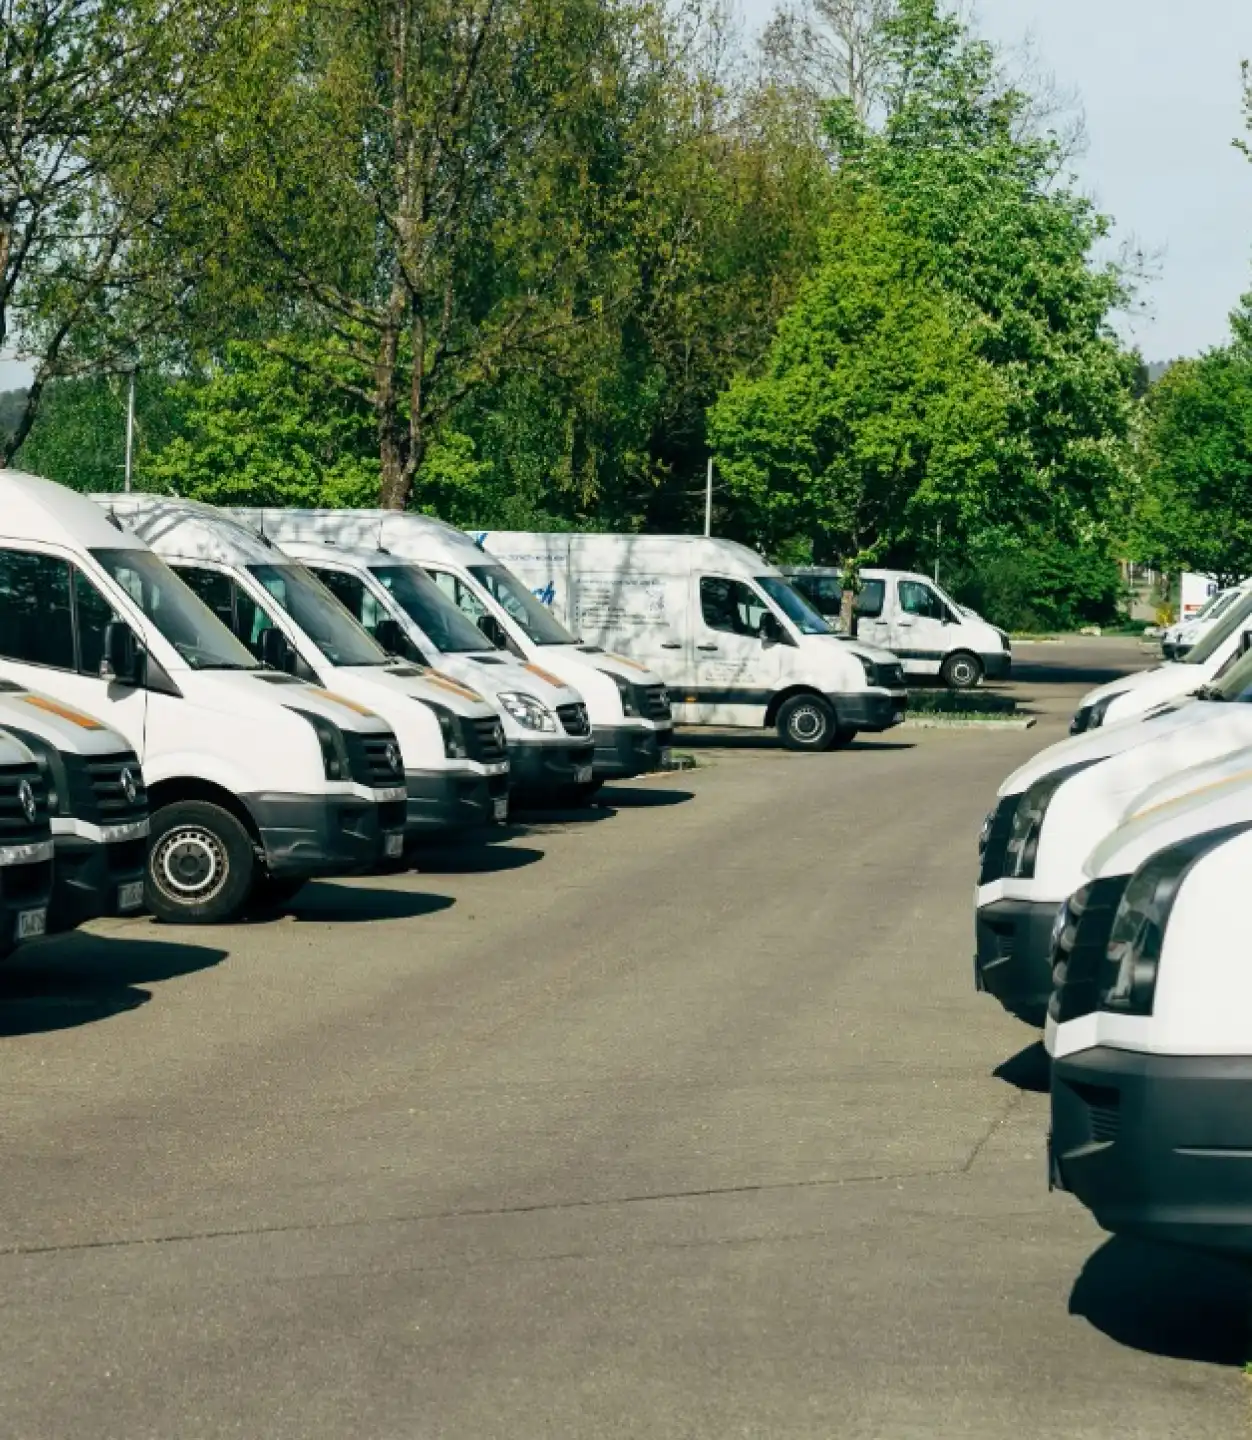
<box><xmin>660</xmin><ymin>748</ymin><xmax>672</xmax><ymax>768</ymax></box>
<box><xmin>16</xmin><ymin>908</ymin><xmax>46</xmax><ymax>941</ymax></box>
<box><xmin>384</xmin><ymin>832</ymin><xmax>404</xmax><ymax>858</ymax></box>
<box><xmin>117</xmin><ymin>880</ymin><xmax>145</xmax><ymax>913</ymax></box>
<box><xmin>575</xmin><ymin>764</ymin><xmax>593</xmax><ymax>784</ymax></box>
<box><xmin>493</xmin><ymin>795</ymin><xmax>509</xmax><ymax>822</ymax></box>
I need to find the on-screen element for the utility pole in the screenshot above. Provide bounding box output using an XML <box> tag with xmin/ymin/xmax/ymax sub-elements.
<box><xmin>934</xmin><ymin>520</ymin><xmax>941</xmax><ymax>584</ymax></box>
<box><xmin>704</xmin><ymin>456</ymin><xmax>713</xmax><ymax>537</ymax></box>
<box><xmin>123</xmin><ymin>367</ymin><xmax>136</xmax><ymax>493</ymax></box>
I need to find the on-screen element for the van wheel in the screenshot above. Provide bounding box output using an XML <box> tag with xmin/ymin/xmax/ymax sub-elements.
<box><xmin>776</xmin><ymin>694</ymin><xmax>836</xmax><ymax>752</ymax></box>
<box><xmin>941</xmin><ymin>652</ymin><xmax>983</xmax><ymax>690</ymax></box>
<box><xmin>146</xmin><ymin>801</ymin><xmax>256</xmax><ymax>925</ymax></box>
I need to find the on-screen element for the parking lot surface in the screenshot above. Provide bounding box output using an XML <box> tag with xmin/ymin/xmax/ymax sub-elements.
<box><xmin>1</xmin><ymin>636</ymin><xmax>1247</xmax><ymax>1439</ymax></box>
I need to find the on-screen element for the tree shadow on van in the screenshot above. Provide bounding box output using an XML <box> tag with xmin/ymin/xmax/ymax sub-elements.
<box><xmin>1069</xmin><ymin>1235</ymin><xmax>1251</xmax><ymax>1366</ymax></box>
<box><xmin>0</xmin><ymin>932</ymin><xmax>228</xmax><ymax>1038</ymax></box>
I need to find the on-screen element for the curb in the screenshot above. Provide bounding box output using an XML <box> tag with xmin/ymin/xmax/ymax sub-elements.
<box><xmin>901</xmin><ymin>716</ymin><xmax>1037</xmax><ymax>731</ymax></box>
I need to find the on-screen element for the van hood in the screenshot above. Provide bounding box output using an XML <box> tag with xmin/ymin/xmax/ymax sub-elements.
<box><xmin>195</xmin><ymin>669</ymin><xmax>394</xmax><ymax>735</ymax></box>
<box><xmin>828</xmin><ymin>635</ymin><xmax>898</xmax><ymax>666</ymax></box>
<box><xmin>338</xmin><ymin>663</ymin><xmax>498</xmax><ymax>720</ymax></box>
<box><xmin>0</xmin><ymin>684</ymin><xmax>132</xmax><ymax>758</ymax></box>
<box><xmin>1077</xmin><ymin>662</ymin><xmax>1205</xmax><ymax>714</ymax></box>
<box><xmin>443</xmin><ymin>652</ymin><xmax>583</xmax><ymax>708</ymax></box>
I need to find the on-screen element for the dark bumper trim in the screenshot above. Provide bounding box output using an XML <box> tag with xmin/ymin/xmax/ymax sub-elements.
<box><xmin>828</xmin><ymin>691</ymin><xmax>907</xmax><ymax>733</ymax></box>
<box><xmin>508</xmin><ymin>739</ymin><xmax>597</xmax><ymax>794</ymax></box>
<box><xmin>245</xmin><ymin>791</ymin><xmax>403</xmax><ymax>878</ymax></box>
<box><xmin>1052</xmin><ymin>1046</ymin><xmax>1252</xmax><ymax>1257</ymax></box>
<box><xmin>974</xmin><ymin>897</ymin><xmax>1059</xmax><ymax>1025</ymax></box>
<box><xmin>405</xmin><ymin>768</ymin><xmax>508</xmax><ymax>832</ymax></box>
<box><xmin>982</xmin><ymin>652</ymin><xmax>1012</xmax><ymax>681</ymax></box>
<box><xmin>0</xmin><ymin>857</ymin><xmax>54</xmax><ymax>957</ymax></box>
<box><xmin>592</xmin><ymin>724</ymin><xmax>673</xmax><ymax>778</ymax></box>
<box><xmin>48</xmin><ymin>833</ymin><xmax>148</xmax><ymax>933</ymax></box>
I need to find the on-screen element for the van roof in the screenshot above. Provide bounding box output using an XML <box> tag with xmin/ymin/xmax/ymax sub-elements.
<box><xmin>0</xmin><ymin>471</ymin><xmax>150</xmax><ymax>552</ymax></box>
<box><xmin>96</xmin><ymin>494</ymin><xmax>282</xmax><ymax>566</ymax></box>
<box><xmin>269</xmin><ymin>537</ymin><xmax>400</xmax><ymax>570</ymax></box>
<box><xmin>230</xmin><ymin>509</ymin><xmax>484</xmax><ymax>567</ymax></box>
<box><xmin>476</xmin><ymin>530</ymin><xmax>775</xmax><ymax>576</ymax></box>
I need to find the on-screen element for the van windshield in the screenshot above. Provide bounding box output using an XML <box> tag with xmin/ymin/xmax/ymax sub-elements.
<box><xmin>755</xmin><ymin>576</ymin><xmax>833</xmax><ymax>635</ymax></box>
<box><xmin>373</xmin><ymin>564</ymin><xmax>492</xmax><ymax>653</ymax></box>
<box><xmin>90</xmin><ymin>548</ymin><xmax>258</xmax><ymax>670</ymax></box>
<box><xmin>468</xmin><ymin>564</ymin><xmax>576</xmax><ymax>645</ymax></box>
<box><xmin>248</xmin><ymin>563</ymin><xmax>388</xmax><ymax>666</ymax></box>
<box><xmin>1183</xmin><ymin>590</ymin><xmax>1252</xmax><ymax>665</ymax></box>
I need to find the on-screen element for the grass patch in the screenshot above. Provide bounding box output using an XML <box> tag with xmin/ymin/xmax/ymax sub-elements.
<box><xmin>907</xmin><ymin>689</ymin><xmax>1017</xmax><ymax>716</ymax></box>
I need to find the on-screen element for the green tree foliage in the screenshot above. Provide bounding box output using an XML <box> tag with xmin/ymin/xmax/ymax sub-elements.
<box><xmin>708</xmin><ymin>191</ymin><xmax>1006</xmax><ymax>562</ymax></box>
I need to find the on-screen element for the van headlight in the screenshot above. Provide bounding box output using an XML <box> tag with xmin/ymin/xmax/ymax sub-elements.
<box><xmin>1085</xmin><ymin>691</ymin><xmax>1126</xmax><ymax>731</ymax></box>
<box><xmin>428</xmin><ymin>703</ymin><xmax>468</xmax><ymax>759</ymax></box>
<box><xmin>290</xmin><ymin>709</ymin><xmax>352</xmax><ymax>781</ymax></box>
<box><xmin>601</xmin><ymin>670</ymin><xmax>640</xmax><ymax>717</ymax></box>
<box><xmin>497</xmin><ymin>691</ymin><xmax>557</xmax><ymax>732</ymax></box>
<box><xmin>1005</xmin><ymin>760</ymin><xmax>1100</xmax><ymax>879</ymax></box>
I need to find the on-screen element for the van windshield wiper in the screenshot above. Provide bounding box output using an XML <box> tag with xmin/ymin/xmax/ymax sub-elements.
<box><xmin>1193</xmin><ymin>685</ymin><xmax>1229</xmax><ymax>702</ymax></box>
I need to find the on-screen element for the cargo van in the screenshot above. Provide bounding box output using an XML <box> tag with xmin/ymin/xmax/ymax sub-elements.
<box><xmin>268</xmin><ymin>539</ymin><xmax>596</xmax><ymax>801</ymax></box>
<box><xmin>0</xmin><ymin>727</ymin><xmax>55</xmax><ymax>957</ymax></box>
<box><xmin>0</xmin><ymin>684</ymin><xmax>148</xmax><ymax>932</ymax></box>
<box><xmin>781</xmin><ymin>566</ymin><xmax>1011</xmax><ymax>690</ymax></box>
<box><xmin>474</xmin><ymin>533</ymin><xmax>907</xmax><ymax>750</ymax></box>
<box><xmin>0</xmin><ymin>472</ymin><xmax>406</xmax><ymax>924</ymax></box>
<box><xmin>103</xmin><ymin>497</ymin><xmax>510</xmax><ymax>833</ymax></box>
<box><xmin>232</xmin><ymin>511</ymin><xmax>673</xmax><ymax>782</ymax></box>
<box><xmin>975</xmin><ymin>644</ymin><xmax>1252</xmax><ymax>1024</ymax></box>
<box><xmin>1160</xmin><ymin>582</ymin><xmax>1247</xmax><ymax>661</ymax></box>
<box><xmin>1071</xmin><ymin>586</ymin><xmax>1252</xmax><ymax>735</ymax></box>
<box><xmin>1047</xmin><ymin>765</ymin><xmax>1252</xmax><ymax>1256</ymax></box>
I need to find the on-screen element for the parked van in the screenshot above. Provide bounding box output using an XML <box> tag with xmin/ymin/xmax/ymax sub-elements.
<box><xmin>232</xmin><ymin>511</ymin><xmax>673</xmax><ymax>782</ymax></box>
<box><xmin>0</xmin><ymin>684</ymin><xmax>148</xmax><ymax>932</ymax></box>
<box><xmin>782</xmin><ymin>565</ymin><xmax>1011</xmax><ymax>689</ymax></box>
<box><xmin>475</xmin><ymin>533</ymin><xmax>907</xmax><ymax>751</ymax></box>
<box><xmin>267</xmin><ymin>539</ymin><xmax>596</xmax><ymax>801</ymax></box>
<box><xmin>1160</xmin><ymin>583</ymin><xmax>1246</xmax><ymax>661</ymax></box>
<box><xmin>0</xmin><ymin>727</ymin><xmax>54</xmax><ymax>958</ymax></box>
<box><xmin>1047</xmin><ymin>766</ymin><xmax>1252</xmax><ymax>1256</ymax></box>
<box><xmin>1071</xmin><ymin>586</ymin><xmax>1252</xmax><ymax>735</ymax></box>
<box><xmin>103</xmin><ymin>497</ymin><xmax>510</xmax><ymax>834</ymax></box>
<box><xmin>975</xmin><ymin>644</ymin><xmax>1252</xmax><ymax>1024</ymax></box>
<box><xmin>0</xmin><ymin>472</ymin><xmax>407</xmax><ymax>924</ymax></box>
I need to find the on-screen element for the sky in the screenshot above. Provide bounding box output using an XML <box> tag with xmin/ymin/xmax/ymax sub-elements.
<box><xmin>740</xmin><ymin>0</ymin><xmax>1252</xmax><ymax>363</ymax></box>
<box><xmin>1</xmin><ymin>0</ymin><xmax>1247</xmax><ymax>390</ymax></box>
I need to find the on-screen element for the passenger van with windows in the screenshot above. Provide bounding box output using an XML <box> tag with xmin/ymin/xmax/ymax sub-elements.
<box><xmin>0</xmin><ymin>727</ymin><xmax>55</xmax><ymax>958</ymax></box>
<box><xmin>0</xmin><ymin>472</ymin><xmax>407</xmax><ymax>925</ymax></box>
<box><xmin>231</xmin><ymin>511</ymin><xmax>673</xmax><ymax>783</ymax></box>
<box><xmin>781</xmin><ymin>566</ymin><xmax>1011</xmax><ymax>690</ymax></box>
<box><xmin>265</xmin><ymin>539</ymin><xmax>596</xmax><ymax>801</ymax></box>
<box><xmin>103</xmin><ymin>497</ymin><xmax>511</xmax><ymax>833</ymax></box>
<box><xmin>0</xmin><ymin>684</ymin><xmax>148</xmax><ymax>933</ymax></box>
<box><xmin>474</xmin><ymin>533</ymin><xmax>907</xmax><ymax>751</ymax></box>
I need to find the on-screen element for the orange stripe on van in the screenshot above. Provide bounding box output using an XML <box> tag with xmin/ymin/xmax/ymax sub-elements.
<box><xmin>426</xmin><ymin>671</ymin><xmax>484</xmax><ymax>702</ymax></box>
<box><xmin>307</xmin><ymin>688</ymin><xmax>379</xmax><ymax>718</ymax></box>
<box><xmin>522</xmin><ymin>663</ymin><xmax>564</xmax><ymax>688</ymax></box>
<box><xmin>606</xmin><ymin>652</ymin><xmax>649</xmax><ymax>672</ymax></box>
<box><xmin>20</xmin><ymin>695</ymin><xmax>106</xmax><ymax>729</ymax></box>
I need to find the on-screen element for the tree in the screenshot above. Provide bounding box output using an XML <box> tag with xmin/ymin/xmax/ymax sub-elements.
<box><xmin>707</xmin><ymin>191</ymin><xmax>1006</xmax><ymax>564</ymax></box>
<box><xmin>759</xmin><ymin>0</ymin><xmax>897</xmax><ymax>122</ymax></box>
<box><xmin>0</xmin><ymin>0</ymin><xmax>239</xmax><ymax>462</ymax></box>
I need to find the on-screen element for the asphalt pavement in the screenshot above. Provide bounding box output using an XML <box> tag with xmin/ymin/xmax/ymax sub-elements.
<box><xmin>1</xmin><ymin>636</ymin><xmax>1247</xmax><ymax>1439</ymax></box>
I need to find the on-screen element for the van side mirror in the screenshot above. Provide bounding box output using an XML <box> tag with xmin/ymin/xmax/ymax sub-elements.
<box><xmin>759</xmin><ymin>612</ymin><xmax>786</xmax><ymax>647</ymax></box>
<box><xmin>101</xmin><ymin>621</ymin><xmax>142</xmax><ymax>686</ymax></box>
<box><xmin>477</xmin><ymin>613</ymin><xmax>508</xmax><ymax>650</ymax></box>
<box><xmin>259</xmin><ymin>625</ymin><xmax>297</xmax><ymax>674</ymax></box>
<box><xmin>374</xmin><ymin>616</ymin><xmax>407</xmax><ymax>657</ymax></box>
<box><xmin>1241</xmin><ymin>629</ymin><xmax>1252</xmax><ymax>657</ymax></box>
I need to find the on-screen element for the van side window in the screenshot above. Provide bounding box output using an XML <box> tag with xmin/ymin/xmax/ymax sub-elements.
<box><xmin>0</xmin><ymin>549</ymin><xmax>75</xmax><ymax>669</ymax></box>
<box><xmin>855</xmin><ymin>580</ymin><xmax>886</xmax><ymax>618</ymax></box>
<box><xmin>73</xmin><ymin>571</ymin><xmax>120</xmax><ymax>676</ymax></box>
<box><xmin>315</xmin><ymin>569</ymin><xmax>378</xmax><ymax>630</ymax></box>
<box><xmin>429</xmin><ymin>569</ymin><xmax>488</xmax><ymax>624</ymax></box>
<box><xmin>700</xmin><ymin>577</ymin><xmax>766</xmax><ymax>636</ymax></box>
<box><xmin>899</xmin><ymin>580</ymin><xmax>946</xmax><ymax>621</ymax></box>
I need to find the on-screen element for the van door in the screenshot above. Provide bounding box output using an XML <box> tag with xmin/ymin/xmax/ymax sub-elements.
<box><xmin>888</xmin><ymin>578</ymin><xmax>952</xmax><ymax>676</ymax></box>
<box><xmin>0</xmin><ymin>546</ymin><xmax>148</xmax><ymax>750</ymax></box>
<box><xmin>687</xmin><ymin>575</ymin><xmax>780</xmax><ymax>725</ymax></box>
<box><xmin>851</xmin><ymin>577</ymin><xmax>891</xmax><ymax>648</ymax></box>
<box><xmin>572</xmin><ymin>569</ymin><xmax>689</xmax><ymax>689</ymax></box>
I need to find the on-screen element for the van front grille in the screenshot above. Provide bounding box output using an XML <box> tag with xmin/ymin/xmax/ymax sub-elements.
<box><xmin>557</xmin><ymin>703</ymin><xmax>591</xmax><ymax>737</ymax></box>
<box><xmin>1049</xmin><ymin>876</ymin><xmax>1131</xmax><ymax>1025</ymax></box>
<box><xmin>465</xmin><ymin>716</ymin><xmax>507</xmax><ymax>764</ymax></box>
<box><xmin>0</xmin><ymin>762</ymin><xmax>50</xmax><ymax>844</ymax></box>
<box><xmin>638</xmin><ymin>684</ymin><xmax>672</xmax><ymax>721</ymax></box>
<box><xmin>344</xmin><ymin>732</ymin><xmax>405</xmax><ymax>788</ymax></box>
<box><xmin>78</xmin><ymin>752</ymin><xmax>147</xmax><ymax>823</ymax></box>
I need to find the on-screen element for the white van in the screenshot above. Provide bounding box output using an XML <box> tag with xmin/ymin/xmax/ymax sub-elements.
<box><xmin>0</xmin><ymin>727</ymin><xmax>55</xmax><ymax>957</ymax></box>
<box><xmin>974</xmin><ymin>646</ymin><xmax>1252</xmax><ymax>1024</ymax></box>
<box><xmin>1047</xmin><ymin>766</ymin><xmax>1252</xmax><ymax>1256</ymax></box>
<box><xmin>781</xmin><ymin>565</ymin><xmax>1011</xmax><ymax>689</ymax></box>
<box><xmin>232</xmin><ymin>511</ymin><xmax>673</xmax><ymax>782</ymax></box>
<box><xmin>268</xmin><ymin>539</ymin><xmax>596</xmax><ymax>801</ymax></box>
<box><xmin>1071</xmin><ymin>586</ymin><xmax>1252</xmax><ymax>735</ymax></box>
<box><xmin>1160</xmin><ymin>583</ymin><xmax>1246</xmax><ymax>661</ymax></box>
<box><xmin>0</xmin><ymin>683</ymin><xmax>148</xmax><ymax>933</ymax></box>
<box><xmin>475</xmin><ymin>533</ymin><xmax>907</xmax><ymax>751</ymax></box>
<box><xmin>0</xmin><ymin>472</ymin><xmax>407</xmax><ymax>925</ymax></box>
<box><xmin>103</xmin><ymin>497</ymin><xmax>511</xmax><ymax>834</ymax></box>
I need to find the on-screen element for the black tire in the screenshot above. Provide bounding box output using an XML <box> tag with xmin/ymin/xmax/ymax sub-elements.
<box><xmin>146</xmin><ymin>800</ymin><xmax>257</xmax><ymax>926</ymax></box>
<box><xmin>832</xmin><ymin>726</ymin><xmax>859</xmax><ymax>748</ymax></box>
<box><xmin>776</xmin><ymin>694</ymin><xmax>836</xmax><ymax>752</ymax></box>
<box><xmin>941</xmin><ymin>651</ymin><xmax>983</xmax><ymax>690</ymax></box>
<box><xmin>249</xmin><ymin>874</ymin><xmax>307</xmax><ymax>911</ymax></box>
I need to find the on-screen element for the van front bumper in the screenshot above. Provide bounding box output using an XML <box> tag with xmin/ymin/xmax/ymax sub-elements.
<box><xmin>592</xmin><ymin>724</ymin><xmax>673</xmax><ymax>778</ymax></box>
<box><xmin>829</xmin><ymin>690</ymin><xmax>907</xmax><ymax>733</ymax></box>
<box><xmin>0</xmin><ymin>850</ymin><xmax>54</xmax><ymax>958</ymax></box>
<box><xmin>509</xmin><ymin>739</ymin><xmax>597</xmax><ymax>795</ymax></box>
<box><xmin>974</xmin><ymin>897</ymin><xmax>1058</xmax><ymax>1026</ymax></box>
<box><xmin>982</xmin><ymin>652</ymin><xmax>1012</xmax><ymax>681</ymax></box>
<box><xmin>247</xmin><ymin>792</ymin><xmax>407</xmax><ymax>878</ymax></box>
<box><xmin>1051</xmin><ymin>1046</ymin><xmax>1252</xmax><ymax>1257</ymax></box>
<box><xmin>405</xmin><ymin>767</ymin><xmax>510</xmax><ymax>832</ymax></box>
<box><xmin>49</xmin><ymin>832</ymin><xmax>149</xmax><ymax>933</ymax></box>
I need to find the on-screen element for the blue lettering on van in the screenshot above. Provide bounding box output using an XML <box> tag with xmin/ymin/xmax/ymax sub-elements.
<box><xmin>471</xmin><ymin>531</ymin><xmax>488</xmax><ymax>549</ymax></box>
<box><xmin>535</xmin><ymin>581</ymin><xmax>556</xmax><ymax>606</ymax></box>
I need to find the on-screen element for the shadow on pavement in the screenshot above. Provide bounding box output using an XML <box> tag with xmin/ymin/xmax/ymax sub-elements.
<box><xmin>600</xmin><ymin>785</ymin><xmax>694</xmax><ymax>809</ymax></box>
<box><xmin>676</xmin><ymin>730</ymin><xmax>914</xmax><ymax>753</ymax></box>
<box><xmin>411</xmin><ymin>843</ymin><xmax>546</xmax><ymax>876</ymax></box>
<box><xmin>0</xmin><ymin>932</ymin><xmax>228</xmax><ymax>1038</ymax></box>
<box><xmin>1070</xmin><ymin>1236</ymin><xmax>1251</xmax><ymax>1366</ymax></box>
<box><xmin>285</xmin><ymin>883</ymin><xmax>456</xmax><ymax>924</ymax></box>
<box><xmin>994</xmin><ymin>1040</ymin><xmax>1050</xmax><ymax>1093</ymax></box>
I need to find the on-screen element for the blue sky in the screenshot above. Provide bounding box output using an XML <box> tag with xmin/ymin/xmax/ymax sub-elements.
<box><xmin>740</xmin><ymin>0</ymin><xmax>1252</xmax><ymax>362</ymax></box>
